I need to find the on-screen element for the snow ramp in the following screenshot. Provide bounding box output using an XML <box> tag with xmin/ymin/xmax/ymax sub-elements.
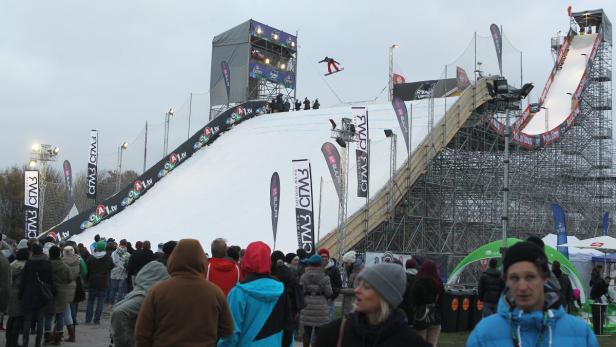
<box><xmin>43</xmin><ymin>80</ymin><xmax>492</xmax><ymax>253</ymax></box>
<box><xmin>488</xmin><ymin>32</ymin><xmax>602</xmax><ymax>148</ymax></box>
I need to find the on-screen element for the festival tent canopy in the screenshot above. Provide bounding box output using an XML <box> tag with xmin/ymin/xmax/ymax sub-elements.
<box><xmin>563</xmin><ymin>235</ymin><xmax>616</xmax><ymax>253</ymax></box>
<box><xmin>542</xmin><ymin>233</ymin><xmax>603</xmax><ymax>260</ymax></box>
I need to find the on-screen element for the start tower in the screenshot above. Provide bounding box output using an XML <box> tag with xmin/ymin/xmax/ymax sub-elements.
<box><xmin>209</xmin><ymin>19</ymin><xmax>297</xmax><ymax>119</ymax></box>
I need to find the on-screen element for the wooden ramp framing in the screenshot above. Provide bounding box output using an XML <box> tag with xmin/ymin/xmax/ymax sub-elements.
<box><xmin>318</xmin><ymin>79</ymin><xmax>495</xmax><ymax>257</ymax></box>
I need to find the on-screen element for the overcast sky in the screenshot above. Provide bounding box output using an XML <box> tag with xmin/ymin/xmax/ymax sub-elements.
<box><xmin>1</xmin><ymin>0</ymin><xmax>613</xmax><ymax>174</ymax></box>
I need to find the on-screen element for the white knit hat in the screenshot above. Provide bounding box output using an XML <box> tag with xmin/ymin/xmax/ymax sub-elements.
<box><xmin>342</xmin><ymin>250</ymin><xmax>356</xmax><ymax>263</ymax></box>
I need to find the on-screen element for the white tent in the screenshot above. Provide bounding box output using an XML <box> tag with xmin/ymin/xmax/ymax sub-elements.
<box><xmin>542</xmin><ymin>234</ymin><xmax>603</xmax><ymax>261</ymax></box>
<box><xmin>543</xmin><ymin>234</ymin><xmax>603</xmax><ymax>297</ymax></box>
<box><xmin>563</xmin><ymin>235</ymin><xmax>616</xmax><ymax>253</ymax></box>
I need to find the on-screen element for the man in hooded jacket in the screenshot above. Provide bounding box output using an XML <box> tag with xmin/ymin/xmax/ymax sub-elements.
<box><xmin>218</xmin><ymin>241</ymin><xmax>294</xmax><ymax>347</ymax></box>
<box><xmin>135</xmin><ymin>239</ymin><xmax>233</xmax><ymax>346</ymax></box>
<box><xmin>111</xmin><ymin>261</ymin><xmax>169</xmax><ymax>347</ymax></box>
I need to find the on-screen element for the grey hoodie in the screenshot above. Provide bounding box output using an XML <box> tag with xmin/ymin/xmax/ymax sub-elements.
<box><xmin>110</xmin><ymin>261</ymin><xmax>170</xmax><ymax>347</ymax></box>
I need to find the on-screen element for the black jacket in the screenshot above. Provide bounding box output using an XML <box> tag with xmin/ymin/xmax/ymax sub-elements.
<box><xmin>324</xmin><ymin>263</ymin><xmax>342</xmax><ymax>300</ymax></box>
<box><xmin>409</xmin><ymin>277</ymin><xmax>443</xmax><ymax>329</ymax></box>
<box><xmin>590</xmin><ymin>279</ymin><xmax>609</xmax><ymax>301</ymax></box>
<box><xmin>86</xmin><ymin>252</ymin><xmax>114</xmax><ymax>290</ymax></box>
<box><xmin>19</xmin><ymin>254</ymin><xmax>54</xmax><ymax>310</ymax></box>
<box><xmin>315</xmin><ymin>309</ymin><xmax>431</xmax><ymax>347</ymax></box>
<box><xmin>127</xmin><ymin>250</ymin><xmax>156</xmax><ymax>280</ymax></box>
<box><xmin>478</xmin><ymin>268</ymin><xmax>505</xmax><ymax>304</ymax></box>
<box><xmin>399</xmin><ymin>270</ymin><xmax>416</xmax><ymax>322</ymax></box>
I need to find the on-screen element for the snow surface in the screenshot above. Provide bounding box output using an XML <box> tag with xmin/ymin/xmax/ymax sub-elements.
<box><xmin>521</xmin><ymin>33</ymin><xmax>596</xmax><ymax>135</ymax></box>
<box><xmin>69</xmin><ymin>98</ymin><xmax>456</xmax><ymax>252</ymax></box>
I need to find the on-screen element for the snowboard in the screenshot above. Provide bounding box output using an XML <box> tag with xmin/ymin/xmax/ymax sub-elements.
<box><xmin>324</xmin><ymin>68</ymin><xmax>344</xmax><ymax>76</ymax></box>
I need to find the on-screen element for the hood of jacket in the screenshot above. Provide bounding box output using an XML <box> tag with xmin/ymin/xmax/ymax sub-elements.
<box><xmin>325</xmin><ymin>258</ymin><xmax>336</xmax><ymax>270</ymax></box>
<box><xmin>209</xmin><ymin>257</ymin><xmax>237</xmax><ymax>272</ymax></box>
<box><xmin>235</xmin><ymin>274</ymin><xmax>283</xmax><ymax>302</ymax></box>
<box><xmin>348</xmin><ymin>309</ymin><xmax>408</xmax><ymax>344</ymax></box>
<box><xmin>166</xmin><ymin>239</ymin><xmax>207</xmax><ymax>277</ymax></box>
<box><xmin>91</xmin><ymin>250</ymin><xmax>107</xmax><ymax>259</ymax></box>
<box><xmin>128</xmin><ymin>261</ymin><xmax>170</xmax><ymax>298</ymax></box>
<box><xmin>498</xmin><ymin>286</ymin><xmax>565</xmax><ymax>333</ymax></box>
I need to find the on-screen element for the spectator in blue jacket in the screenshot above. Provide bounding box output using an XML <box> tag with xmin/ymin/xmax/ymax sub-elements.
<box><xmin>467</xmin><ymin>241</ymin><xmax>598</xmax><ymax>347</ymax></box>
<box><xmin>218</xmin><ymin>241</ymin><xmax>293</xmax><ymax>347</ymax></box>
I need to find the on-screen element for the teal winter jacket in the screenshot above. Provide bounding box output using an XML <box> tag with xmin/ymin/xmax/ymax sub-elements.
<box><xmin>218</xmin><ymin>274</ymin><xmax>292</xmax><ymax>347</ymax></box>
<box><xmin>467</xmin><ymin>290</ymin><xmax>598</xmax><ymax>347</ymax></box>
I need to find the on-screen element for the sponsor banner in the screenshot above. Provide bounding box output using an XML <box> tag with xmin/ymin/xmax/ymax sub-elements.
<box><xmin>293</xmin><ymin>159</ymin><xmax>315</xmax><ymax>255</ymax></box>
<box><xmin>87</xmin><ymin>130</ymin><xmax>98</xmax><ymax>199</ymax></box>
<box><xmin>39</xmin><ymin>101</ymin><xmax>271</xmax><ymax>241</ymax></box>
<box><xmin>392</xmin><ymin>73</ymin><xmax>406</xmax><ymax>85</ymax></box>
<box><xmin>490</xmin><ymin>24</ymin><xmax>503</xmax><ymax>75</ymax></box>
<box><xmin>270</xmin><ymin>172</ymin><xmax>280</xmax><ymax>245</ymax></box>
<box><xmin>391</xmin><ymin>97</ymin><xmax>411</xmax><ymax>152</ymax></box>
<box><xmin>221</xmin><ymin>61</ymin><xmax>231</xmax><ymax>102</ymax></box>
<box><xmin>63</xmin><ymin>160</ymin><xmax>73</xmax><ymax>195</ymax></box>
<box><xmin>551</xmin><ymin>203</ymin><xmax>569</xmax><ymax>259</ymax></box>
<box><xmin>353</xmin><ymin>107</ymin><xmax>369</xmax><ymax>197</ymax></box>
<box><xmin>250</xmin><ymin>20</ymin><xmax>297</xmax><ymax>50</ymax></box>
<box><xmin>456</xmin><ymin>66</ymin><xmax>471</xmax><ymax>91</ymax></box>
<box><xmin>393</xmin><ymin>78</ymin><xmax>458</xmax><ymax>101</ymax></box>
<box><xmin>603</xmin><ymin>212</ymin><xmax>609</xmax><ymax>236</ymax></box>
<box><xmin>24</xmin><ymin>170</ymin><xmax>39</xmax><ymax>238</ymax></box>
<box><xmin>365</xmin><ymin>251</ymin><xmax>413</xmax><ymax>267</ymax></box>
<box><xmin>249</xmin><ymin>60</ymin><xmax>296</xmax><ymax>88</ymax></box>
<box><xmin>321</xmin><ymin>142</ymin><xmax>343</xmax><ymax>201</ymax></box>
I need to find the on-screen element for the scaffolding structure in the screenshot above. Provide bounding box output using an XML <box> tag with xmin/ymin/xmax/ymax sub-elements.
<box><xmin>363</xmin><ymin>23</ymin><xmax>614</xmax><ymax>272</ymax></box>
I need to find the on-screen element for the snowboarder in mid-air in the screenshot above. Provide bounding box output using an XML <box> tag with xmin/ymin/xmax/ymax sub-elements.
<box><xmin>319</xmin><ymin>56</ymin><xmax>343</xmax><ymax>75</ymax></box>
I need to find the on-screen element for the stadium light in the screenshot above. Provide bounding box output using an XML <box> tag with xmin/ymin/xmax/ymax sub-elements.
<box><xmin>256</xmin><ymin>27</ymin><xmax>262</xmax><ymax>35</ymax></box>
<box><xmin>29</xmin><ymin>160</ymin><xmax>37</xmax><ymax>168</ymax></box>
<box><xmin>384</xmin><ymin>129</ymin><xmax>394</xmax><ymax>138</ymax></box>
<box><xmin>273</xmin><ymin>33</ymin><xmax>279</xmax><ymax>40</ymax></box>
<box><xmin>291</xmin><ymin>42</ymin><xmax>295</xmax><ymax>47</ymax></box>
<box><xmin>265</xmin><ymin>58</ymin><xmax>270</xmax><ymax>64</ymax></box>
<box><xmin>164</xmin><ymin>107</ymin><xmax>175</xmax><ymax>156</ymax></box>
<box><xmin>32</xmin><ymin>143</ymin><xmax>40</xmax><ymax>151</ymax></box>
<box><xmin>52</xmin><ymin>147</ymin><xmax>60</xmax><ymax>155</ymax></box>
<box><xmin>280</xmin><ymin>63</ymin><xmax>286</xmax><ymax>70</ymax></box>
<box><xmin>121</xmin><ymin>142</ymin><xmax>129</xmax><ymax>149</ymax></box>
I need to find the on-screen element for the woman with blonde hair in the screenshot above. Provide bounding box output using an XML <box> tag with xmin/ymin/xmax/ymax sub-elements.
<box><xmin>316</xmin><ymin>263</ymin><xmax>430</xmax><ymax>347</ymax></box>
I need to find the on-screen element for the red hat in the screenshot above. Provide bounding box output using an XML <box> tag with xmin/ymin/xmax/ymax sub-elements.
<box><xmin>242</xmin><ymin>241</ymin><xmax>271</xmax><ymax>274</ymax></box>
<box><xmin>317</xmin><ymin>248</ymin><xmax>330</xmax><ymax>257</ymax></box>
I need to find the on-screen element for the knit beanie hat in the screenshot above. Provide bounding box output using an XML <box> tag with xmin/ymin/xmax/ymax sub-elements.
<box><xmin>49</xmin><ymin>245</ymin><xmax>61</xmax><ymax>259</ymax></box>
<box><xmin>317</xmin><ymin>248</ymin><xmax>330</xmax><ymax>257</ymax></box>
<box><xmin>503</xmin><ymin>241</ymin><xmax>548</xmax><ymax>275</ymax></box>
<box><xmin>284</xmin><ymin>252</ymin><xmax>297</xmax><ymax>264</ymax></box>
<box><xmin>95</xmin><ymin>240</ymin><xmax>106</xmax><ymax>252</ymax></box>
<box><xmin>303</xmin><ymin>254</ymin><xmax>322</xmax><ymax>266</ymax></box>
<box><xmin>17</xmin><ymin>239</ymin><xmax>29</xmax><ymax>250</ymax></box>
<box><xmin>342</xmin><ymin>251</ymin><xmax>356</xmax><ymax>264</ymax></box>
<box><xmin>357</xmin><ymin>263</ymin><xmax>406</xmax><ymax>307</ymax></box>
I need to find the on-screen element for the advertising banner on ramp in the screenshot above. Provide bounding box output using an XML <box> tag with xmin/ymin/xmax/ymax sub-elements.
<box><xmin>321</xmin><ymin>142</ymin><xmax>343</xmax><ymax>201</ymax></box>
<box><xmin>353</xmin><ymin>107</ymin><xmax>369</xmax><ymax>198</ymax></box>
<box><xmin>86</xmin><ymin>130</ymin><xmax>98</xmax><ymax>199</ymax></box>
<box><xmin>24</xmin><ymin>170</ymin><xmax>39</xmax><ymax>238</ymax></box>
<box><xmin>456</xmin><ymin>66</ymin><xmax>471</xmax><ymax>91</ymax></box>
<box><xmin>221</xmin><ymin>61</ymin><xmax>231</xmax><ymax>102</ymax></box>
<box><xmin>490</xmin><ymin>24</ymin><xmax>503</xmax><ymax>75</ymax></box>
<box><xmin>270</xmin><ymin>172</ymin><xmax>280</xmax><ymax>247</ymax></box>
<box><xmin>293</xmin><ymin>159</ymin><xmax>315</xmax><ymax>255</ymax></box>
<box><xmin>392</xmin><ymin>97</ymin><xmax>410</xmax><ymax>152</ymax></box>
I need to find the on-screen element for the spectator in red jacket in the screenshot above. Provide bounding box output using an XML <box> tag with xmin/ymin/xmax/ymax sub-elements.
<box><xmin>206</xmin><ymin>238</ymin><xmax>241</xmax><ymax>296</ymax></box>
